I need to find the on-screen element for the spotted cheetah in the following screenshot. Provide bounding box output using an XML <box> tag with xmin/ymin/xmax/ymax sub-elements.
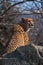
<box><xmin>2</xmin><ymin>18</ymin><xmax>34</xmax><ymax>56</ymax></box>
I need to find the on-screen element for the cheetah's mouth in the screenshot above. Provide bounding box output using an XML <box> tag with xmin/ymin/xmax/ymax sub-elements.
<box><xmin>30</xmin><ymin>22</ymin><xmax>34</xmax><ymax>28</ymax></box>
<box><xmin>26</xmin><ymin>25</ymin><xmax>34</xmax><ymax>33</ymax></box>
<box><xmin>31</xmin><ymin>25</ymin><xmax>34</xmax><ymax>28</ymax></box>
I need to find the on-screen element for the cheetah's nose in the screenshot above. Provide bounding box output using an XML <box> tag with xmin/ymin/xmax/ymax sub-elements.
<box><xmin>31</xmin><ymin>23</ymin><xmax>34</xmax><ymax>28</ymax></box>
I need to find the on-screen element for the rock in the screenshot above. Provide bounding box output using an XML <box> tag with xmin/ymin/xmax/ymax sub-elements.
<box><xmin>2</xmin><ymin>44</ymin><xmax>43</xmax><ymax>65</ymax></box>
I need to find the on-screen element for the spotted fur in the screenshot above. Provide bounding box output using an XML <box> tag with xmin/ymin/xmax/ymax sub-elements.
<box><xmin>3</xmin><ymin>18</ymin><xmax>34</xmax><ymax>55</ymax></box>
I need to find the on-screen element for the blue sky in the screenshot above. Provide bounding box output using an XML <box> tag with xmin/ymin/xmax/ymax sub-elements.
<box><xmin>9</xmin><ymin>0</ymin><xmax>41</xmax><ymax>12</ymax></box>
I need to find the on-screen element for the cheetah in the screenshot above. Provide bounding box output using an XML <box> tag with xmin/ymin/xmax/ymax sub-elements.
<box><xmin>1</xmin><ymin>18</ymin><xmax>34</xmax><ymax>56</ymax></box>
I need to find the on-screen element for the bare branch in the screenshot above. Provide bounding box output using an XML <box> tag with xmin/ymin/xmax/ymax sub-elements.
<box><xmin>1</xmin><ymin>1</ymin><xmax>26</xmax><ymax>16</ymax></box>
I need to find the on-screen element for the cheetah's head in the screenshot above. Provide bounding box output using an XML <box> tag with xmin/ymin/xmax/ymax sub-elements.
<box><xmin>20</xmin><ymin>18</ymin><xmax>34</xmax><ymax>32</ymax></box>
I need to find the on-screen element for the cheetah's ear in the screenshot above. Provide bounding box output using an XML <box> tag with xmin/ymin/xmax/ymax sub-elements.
<box><xmin>22</xmin><ymin>18</ymin><xmax>25</xmax><ymax>21</ymax></box>
<box><xmin>22</xmin><ymin>18</ymin><xmax>28</xmax><ymax>21</ymax></box>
